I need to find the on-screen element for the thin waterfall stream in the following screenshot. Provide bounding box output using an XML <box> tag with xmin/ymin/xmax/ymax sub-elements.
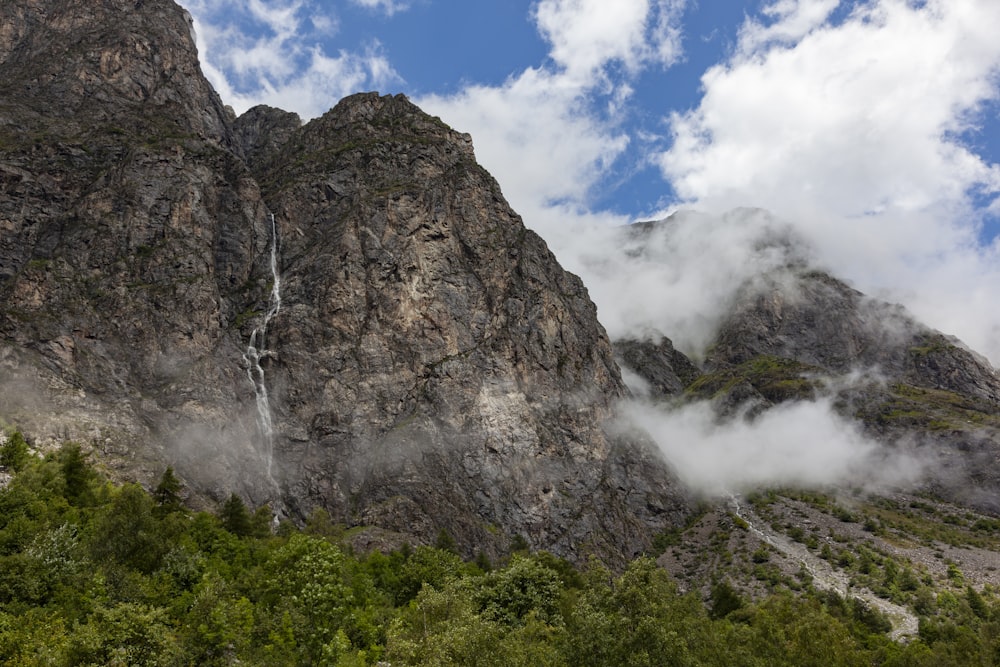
<box><xmin>244</xmin><ymin>213</ymin><xmax>282</xmax><ymax>484</ymax></box>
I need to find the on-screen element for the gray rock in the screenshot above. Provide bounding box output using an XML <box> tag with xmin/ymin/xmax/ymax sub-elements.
<box><xmin>615</xmin><ymin>337</ymin><xmax>701</xmax><ymax>397</ymax></box>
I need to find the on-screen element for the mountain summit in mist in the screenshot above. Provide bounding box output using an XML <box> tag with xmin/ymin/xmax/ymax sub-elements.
<box><xmin>613</xmin><ymin>217</ymin><xmax>1000</xmax><ymax>511</ymax></box>
<box><xmin>1</xmin><ymin>0</ymin><xmax>998</xmax><ymax>570</ymax></box>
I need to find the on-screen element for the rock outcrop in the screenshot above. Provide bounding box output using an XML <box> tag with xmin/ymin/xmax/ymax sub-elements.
<box><xmin>0</xmin><ymin>0</ymin><xmax>688</xmax><ymax>562</ymax></box>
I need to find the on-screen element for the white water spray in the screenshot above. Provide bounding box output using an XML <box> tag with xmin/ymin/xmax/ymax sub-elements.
<box><xmin>244</xmin><ymin>213</ymin><xmax>282</xmax><ymax>482</ymax></box>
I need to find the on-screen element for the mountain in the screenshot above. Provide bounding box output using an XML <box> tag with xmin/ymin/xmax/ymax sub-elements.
<box><xmin>615</xmin><ymin>215</ymin><xmax>1000</xmax><ymax>513</ymax></box>
<box><xmin>3</xmin><ymin>0</ymin><xmax>998</xmax><ymax>582</ymax></box>
<box><xmin>0</xmin><ymin>0</ymin><xmax>689</xmax><ymax>562</ymax></box>
<box><xmin>606</xmin><ymin>216</ymin><xmax>1000</xmax><ymax>637</ymax></box>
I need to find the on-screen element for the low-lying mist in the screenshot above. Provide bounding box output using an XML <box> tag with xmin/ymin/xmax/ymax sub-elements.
<box><xmin>537</xmin><ymin>206</ymin><xmax>988</xmax><ymax>498</ymax></box>
<box><xmin>617</xmin><ymin>395</ymin><xmax>925</xmax><ymax>498</ymax></box>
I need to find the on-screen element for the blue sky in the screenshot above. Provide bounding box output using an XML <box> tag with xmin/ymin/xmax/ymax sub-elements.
<box><xmin>182</xmin><ymin>0</ymin><xmax>1000</xmax><ymax>363</ymax></box>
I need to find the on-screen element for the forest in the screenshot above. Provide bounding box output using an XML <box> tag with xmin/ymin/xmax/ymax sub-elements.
<box><xmin>1</xmin><ymin>430</ymin><xmax>998</xmax><ymax>666</ymax></box>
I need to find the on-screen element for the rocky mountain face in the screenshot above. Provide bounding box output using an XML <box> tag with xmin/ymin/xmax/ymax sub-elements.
<box><xmin>616</xmin><ymin>217</ymin><xmax>1000</xmax><ymax>513</ymax></box>
<box><xmin>0</xmin><ymin>0</ymin><xmax>689</xmax><ymax>562</ymax></box>
<box><xmin>0</xmin><ymin>0</ymin><xmax>265</xmax><ymax>488</ymax></box>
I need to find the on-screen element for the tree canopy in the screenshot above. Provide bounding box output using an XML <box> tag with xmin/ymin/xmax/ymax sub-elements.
<box><xmin>0</xmin><ymin>435</ymin><xmax>997</xmax><ymax>666</ymax></box>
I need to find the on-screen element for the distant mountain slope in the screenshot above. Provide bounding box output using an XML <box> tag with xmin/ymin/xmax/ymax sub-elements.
<box><xmin>615</xmin><ymin>216</ymin><xmax>1000</xmax><ymax>513</ymax></box>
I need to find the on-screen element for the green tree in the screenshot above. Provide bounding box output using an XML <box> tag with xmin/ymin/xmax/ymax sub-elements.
<box><xmin>476</xmin><ymin>555</ymin><xmax>563</xmax><ymax>627</ymax></box>
<box><xmin>250</xmin><ymin>503</ymin><xmax>274</xmax><ymax>538</ymax></box>
<box><xmin>219</xmin><ymin>493</ymin><xmax>252</xmax><ymax>537</ymax></box>
<box><xmin>709</xmin><ymin>580</ymin><xmax>744</xmax><ymax>619</ymax></box>
<box><xmin>744</xmin><ymin>594</ymin><xmax>871</xmax><ymax>667</ymax></box>
<box><xmin>59</xmin><ymin>444</ymin><xmax>96</xmax><ymax>506</ymax></box>
<box><xmin>261</xmin><ymin>534</ymin><xmax>382</xmax><ymax>662</ymax></box>
<box><xmin>386</xmin><ymin>579</ymin><xmax>502</xmax><ymax>666</ymax></box>
<box><xmin>152</xmin><ymin>466</ymin><xmax>182</xmax><ymax>514</ymax></box>
<box><xmin>64</xmin><ymin>602</ymin><xmax>181</xmax><ymax>667</ymax></box>
<box><xmin>563</xmin><ymin>557</ymin><xmax>716</xmax><ymax>666</ymax></box>
<box><xmin>304</xmin><ymin>506</ymin><xmax>343</xmax><ymax>539</ymax></box>
<box><xmin>90</xmin><ymin>483</ymin><xmax>167</xmax><ymax>574</ymax></box>
<box><xmin>180</xmin><ymin>574</ymin><xmax>256</xmax><ymax>664</ymax></box>
<box><xmin>435</xmin><ymin>528</ymin><xmax>459</xmax><ymax>554</ymax></box>
<box><xmin>394</xmin><ymin>546</ymin><xmax>466</xmax><ymax>604</ymax></box>
<box><xmin>0</xmin><ymin>608</ymin><xmax>71</xmax><ymax>665</ymax></box>
<box><xmin>0</xmin><ymin>430</ymin><xmax>30</xmax><ymax>472</ymax></box>
<box><xmin>966</xmin><ymin>586</ymin><xmax>988</xmax><ymax>620</ymax></box>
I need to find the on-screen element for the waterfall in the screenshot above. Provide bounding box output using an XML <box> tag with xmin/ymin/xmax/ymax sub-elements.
<box><xmin>244</xmin><ymin>213</ymin><xmax>282</xmax><ymax>481</ymax></box>
<box><xmin>728</xmin><ymin>494</ymin><xmax>776</xmax><ymax>547</ymax></box>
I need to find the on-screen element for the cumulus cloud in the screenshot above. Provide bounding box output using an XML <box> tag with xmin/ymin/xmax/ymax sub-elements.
<box><xmin>535</xmin><ymin>0</ymin><xmax>685</xmax><ymax>80</ymax></box>
<box><xmin>619</xmin><ymin>397</ymin><xmax>923</xmax><ymax>497</ymax></box>
<box><xmin>738</xmin><ymin>0</ymin><xmax>840</xmax><ymax>50</ymax></box>
<box><xmin>419</xmin><ymin>71</ymin><xmax>630</xmax><ymax>228</ymax></box>
<box><xmin>657</xmin><ymin>0</ymin><xmax>1000</xmax><ymax>363</ymax></box>
<box><xmin>663</xmin><ymin>0</ymin><xmax>1000</xmax><ymax>218</ymax></box>
<box><xmin>185</xmin><ymin>0</ymin><xmax>399</xmax><ymax>118</ymax></box>
<box><xmin>419</xmin><ymin>0</ymin><xmax>687</xmax><ymax>237</ymax></box>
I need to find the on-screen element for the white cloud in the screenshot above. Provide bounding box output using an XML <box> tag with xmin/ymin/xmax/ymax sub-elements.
<box><xmin>419</xmin><ymin>69</ymin><xmax>629</xmax><ymax>222</ymax></box>
<box><xmin>184</xmin><ymin>0</ymin><xmax>399</xmax><ymax>118</ymax></box>
<box><xmin>664</xmin><ymin>0</ymin><xmax>1000</xmax><ymax>217</ymax></box>
<box><xmin>349</xmin><ymin>0</ymin><xmax>412</xmax><ymax>16</ymax></box>
<box><xmin>619</xmin><ymin>397</ymin><xmax>923</xmax><ymax>497</ymax></box>
<box><xmin>739</xmin><ymin>0</ymin><xmax>840</xmax><ymax>50</ymax></box>
<box><xmin>419</xmin><ymin>0</ymin><xmax>687</xmax><ymax>241</ymax></box>
<box><xmin>579</xmin><ymin>209</ymin><xmax>805</xmax><ymax>356</ymax></box>
<box><xmin>534</xmin><ymin>0</ymin><xmax>685</xmax><ymax>80</ymax></box>
<box><xmin>657</xmin><ymin>0</ymin><xmax>1000</xmax><ymax>363</ymax></box>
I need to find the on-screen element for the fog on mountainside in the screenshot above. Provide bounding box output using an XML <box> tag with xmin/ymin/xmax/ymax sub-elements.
<box><xmin>560</xmin><ymin>209</ymin><xmax>1000</xmax><ymax>503</ymax></box>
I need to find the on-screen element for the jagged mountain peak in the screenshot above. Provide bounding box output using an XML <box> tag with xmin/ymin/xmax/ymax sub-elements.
<box><xmin>705</xmin><ymin>265</ymin><xmax>1000</xmax><ymax>404</ymax></box>
<box><xmin>232</xmin><ymin>105</ymin><xmax>302</xmax><ymax>172</ymax></box>
<box><xmin>0</xmin><ymin>0</ymin><xmax>230</xmax><ymax>145</ymax></box>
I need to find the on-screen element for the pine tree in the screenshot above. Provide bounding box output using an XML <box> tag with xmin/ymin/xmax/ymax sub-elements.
<box><xmin>60</xmin><ymin>443</ymin><xmax>95</xmax><ymax>506</ymax></box>
<box><xmin>434</xmin><ymin>528</ymin><xmax>459</xmax><ymax>554</ymax></box>
<box><xmin>153</xmin><ymin>466</ymin><xmax>183</xmax><ymax>514</ymax></box>
<box><xmin>220</xmin><ymin>493</ymin><xmax>253</xmax><ymax>537</ymax></box>
<box><xmin>0</xmin><ymin>430</ymin><xmax>30</xmax><ymax>471</ymax></box>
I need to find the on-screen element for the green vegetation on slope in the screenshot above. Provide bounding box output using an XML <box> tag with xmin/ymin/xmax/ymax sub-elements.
<box><xmin>686</xmin><ymin>355</ymin><xmax>822</xmax><ymax>403</ymax></box>
<box><xmin>1</xmin><ymin>432</ymin><xmax>999</xmax><ymax>666</ymax></box>
<box><xmin>865</xmin><ymin>382</ymin><xmax>1000</xmax><ymax>432</ymax></box>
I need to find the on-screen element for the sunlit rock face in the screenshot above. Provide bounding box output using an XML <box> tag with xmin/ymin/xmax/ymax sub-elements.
<box><xmin>0</xmin><ymin>0</ymin><xmax>688</xmax><ymax>563</ymax></box>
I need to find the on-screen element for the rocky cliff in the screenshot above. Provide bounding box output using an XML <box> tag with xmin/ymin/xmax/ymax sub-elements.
<box><xmin>0</xmin><ymin>0</ymin><xmax>688</xmax><ymax>562</ymax></box>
